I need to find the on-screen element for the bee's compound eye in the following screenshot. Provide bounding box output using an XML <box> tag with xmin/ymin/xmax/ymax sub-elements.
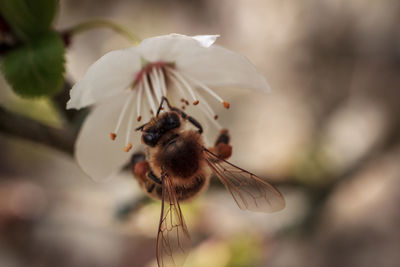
<box><xmin>143</xmin><ymin>132</ymin><xmax>159</xmax><ymax>147</ymax></box>
<box><xmin>165</xmin><ymin>113</ymin><xmax>180</xmax><ymax>130</ymax></box>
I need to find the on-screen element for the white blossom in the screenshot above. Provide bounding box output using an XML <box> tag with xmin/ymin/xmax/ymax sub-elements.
<box><xmin>67</xmin><ymin>34</ymin><xmax>270</xmax><ymax>181</ymax></box>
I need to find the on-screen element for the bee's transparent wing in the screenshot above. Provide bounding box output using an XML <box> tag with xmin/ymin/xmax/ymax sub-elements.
<box><xmin>156</xmin><ymin>172</ymin><xmax>191</xmax><ymax>267</ymax></box>
<box><xmin>203</xmin><ymin>148</ymin><xmax>285</xmax><ymax>213</ymax></box>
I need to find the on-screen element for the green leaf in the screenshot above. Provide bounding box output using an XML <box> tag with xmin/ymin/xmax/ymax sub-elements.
<box><xmin>1</xmin><ymin>31</ymin><xmax>65</xmax><ymax>97</ymax></box>
<box><xmin>0</xmin><ymin>0</ymin><xmax>59</xmax><ymax>41</ymax></box>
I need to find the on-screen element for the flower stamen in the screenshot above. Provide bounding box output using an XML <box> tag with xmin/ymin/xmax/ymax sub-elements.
<box><xmin>165</xmin><ymin>66</ymin><xmax>224</xmax><ymax>129</ymax></box>
<box><xmin>123</xmin><ymin>143</ymin><xmax>133</xmax><ymax>152</ymax></box>
<box><xmin>110</xmin><ymin>91</ymin><xmax>135</xmax><ymax>140</ymax></box>
<box><xmin>143</xmin><ymin>73</ymin><xmax>157</xmax><ymax>115</ymax></box>
<box><xmin>196</xmin><ymin>93</ymin><xmax>222</xmax><ymax>129</ymax></box>
<box><xmin>136</xmin><ymin>82</ymin><xmax>143</xmax><ymax>121</ymax></box>
<box><xmin>167</xmin><ymin>68</ymin><xmax>200</xmax><ymax>105</ymax></box>
<box><xmin>184</xmin><ymin>74</ymin><xmax>230</xmax><ymax>109</ymax></box>
<box><xmin>123</xmin><ymin>96</ymin><xmax>137</xmax><ymax>152</ymax></box>
<box><xmin>170</xmin><ymin>76</ymin><xmax>191</xmax><ymax>108</ymax></box>
<box><xmin>180</xmin><ymin>98</ymin><xmax>190</xmax><ymax>105</ymax></box>
<box><xmin>157</xmin><ymin>68</ymin><xmax>167</xmax><ymax>97</ymax></box>
<box><xmin>150</xmin><ymin>68</ymin><xmax>162</xmax><ymax>105</ymax></box>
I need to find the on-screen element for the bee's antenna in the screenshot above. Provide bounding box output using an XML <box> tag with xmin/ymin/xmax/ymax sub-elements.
<box><xmin>156</xmin><ymin>96</ymin><xmax>173</xmax><ymax>116</ymax></box>
<box><xmin>135</xmin><ymin>124</ymin><xmax>146</xmax><ymax>132</ymax></box>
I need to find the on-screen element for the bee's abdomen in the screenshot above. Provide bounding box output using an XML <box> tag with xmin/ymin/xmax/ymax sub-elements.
<box><xmin>154</xmin><ymin>174</ymin><xmax>207</xmax><ymax>201</ymax></box>
<box><xmin>175</xmin><ymin>174</ymin><xmax>207</xmax><ymax>201</ymax></box>
<box><xmin>160</xmin><ymin>138</ymin><xmax>202</xmax><ymax>178</ymax></box>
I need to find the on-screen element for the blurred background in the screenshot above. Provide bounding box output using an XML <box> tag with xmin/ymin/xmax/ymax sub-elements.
<box><xmin>1</xmin><ymin>0</ymin><xmax>400</xmax><ymax>266</ymax></box>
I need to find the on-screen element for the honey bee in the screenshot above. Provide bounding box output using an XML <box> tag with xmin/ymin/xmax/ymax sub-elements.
<box><xmin>132</xmin><ymin>97</ymin><xmax>285</xmax><ymax>267</ymax></box>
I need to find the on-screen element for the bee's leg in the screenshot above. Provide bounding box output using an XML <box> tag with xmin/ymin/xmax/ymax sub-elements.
<box><xmin>132</xmin><ymin>152</ymin><xmax>150</xmax><ymax>180</ymax></box>
<box><xmin>132</xmin><ymin>153</ymin><xmax>147</xmax><ymax>178</ymax></box>
<box><xmin>131</xmin><ymin>152</ymin><xmax>146</xmax><ymax>167</ymax></box>
<box><xmin>214</xmin><ymin>129</ymin><xmax>230</xmax><ymax>146</ymax></box>
<box><xmin>146</xmin><ymin>183</ymin><xmax>156</xmax><ymax>193</ymax></box>
<box><xmin>148</xmin><ymin>171</ymin><xmax>162</xmax><ymax>185</ymax></box>
<box><xmin>210</xmin><ymin>129</ymin><xmax>232</xmax><ymax>160</ymax></box>
<box><xmin>131</xmin><ymin>152</ymin><xmax>161</xmax><ymax>192</ymax></box>
<box><xmin>146</xmin><ymin>171</ymin><xmax>161</xmax><ymax>194</ymax></box>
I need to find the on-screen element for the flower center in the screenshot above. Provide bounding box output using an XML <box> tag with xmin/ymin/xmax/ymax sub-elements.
<box><xmin>110</xmin><ymin>61</ymin><xmax>230</xmax><ymax>153</ymax></box>
<box><xmin>133</xmin><ymin>61</ymin><xmax>174</xmax><ymax>87</ymax></box>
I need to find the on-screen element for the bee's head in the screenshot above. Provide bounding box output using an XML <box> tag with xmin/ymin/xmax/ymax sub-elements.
<box><xmin>141</xmin><ymin>112</ymin><xmax>181</xmax><ymax>147</ymax></box>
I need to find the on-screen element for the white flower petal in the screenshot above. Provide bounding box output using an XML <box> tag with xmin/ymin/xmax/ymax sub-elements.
<box><xmin>177</xmin><ymin>45</ymin><xmax>271</xmax><ymax>92</ymax></box>
<box><xmin>137</xmin><ymin>34</ymin><xmax>214</xmax><ymax>63</ymax></box>
<box><xmin>67</xmin><ymin>47</ymin><xmax>141</xmax><ymax>109</ymax></box>
<box><xmin>75</xmin><ymin>93</ymin><xmax>142</xmax><ymax>181</ymax></box>
<box><xmin>192</xmin><ymin>35</ymin><xmax>220</xmax><ymax>47</ymax></box>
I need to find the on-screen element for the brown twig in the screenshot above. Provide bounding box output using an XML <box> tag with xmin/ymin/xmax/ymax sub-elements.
<box><xmin>0</xmin><ymin>106</ymin><xmax>76</xmax><ymax>155</ymax></box>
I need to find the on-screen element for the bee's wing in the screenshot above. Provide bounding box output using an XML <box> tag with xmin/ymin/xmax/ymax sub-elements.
<box><xmin>203</xmin><ymin>148</ymin><xmax>285</xmax><ymax>213</ymax></box>
<box><xmin>156</xmin><ymin>171</ymin><xmax>191</xmax><ymax>267</ymax></box>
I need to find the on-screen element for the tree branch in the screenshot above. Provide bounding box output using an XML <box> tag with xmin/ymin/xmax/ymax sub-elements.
<box><xmin>0</xmin><ymin>106</ymin><xmax>76</xmax><ymax>155</ymax></box>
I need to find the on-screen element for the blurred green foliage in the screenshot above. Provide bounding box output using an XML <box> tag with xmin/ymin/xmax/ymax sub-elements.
<box><xmin>2</xmin><ymin>31</ymin><xmax>65</xmax><ymax>97</ymax></box>
<box><xmin>0</xmin><ymin>0</ymin><xmax>65</xmax><ymax>98</ymax></box>
<box><xmin>0</xmin><ymin>0</ymin><xmax>59</xmax><ymax>41</ymax></box>
<box><xmin>0</xmin><ymin>78</ymin><xmax>63</xmax><ymax>127</ymax></box>
<box><xmin>227</xmin><ymin>235</ymin><xmax>262</xmax><ymax>267</ymax></box>
<box><xmin>292</xmin><ymin>144</ymin><xmax>334</xmax><ymax>186</ymax></box>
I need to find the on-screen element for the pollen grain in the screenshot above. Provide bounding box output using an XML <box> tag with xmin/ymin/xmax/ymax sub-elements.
<box><xmin>123</xmin><ymin>143</ymin><xmax>133</xmax><ymax>152</ymax></box>
<box><xmin>223</xmin><ymin>101</ymin><xmax>230</xmax><ymax>109</ymax></box>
